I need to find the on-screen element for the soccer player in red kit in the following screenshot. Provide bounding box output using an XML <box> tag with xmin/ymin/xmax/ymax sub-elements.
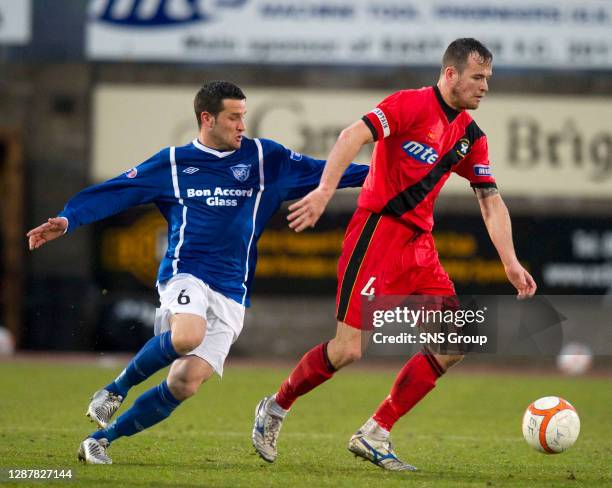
<box><xmin>253</xmin><ymin>38</ymin><xmax>537</xmax><ymax>471</ymax></box>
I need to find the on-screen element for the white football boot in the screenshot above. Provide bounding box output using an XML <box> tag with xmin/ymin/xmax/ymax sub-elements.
<box><xmin>77</xmin><ymin>438</ymin><xmax>112</xmax><ymax>465</ymax></box>
<box><xmin>86</xmin><ymin>389</ymin><xmax>123</xmax><ymax>429</ymax></box>
<box><xmin>252</xmin><ymin>396</ymin><xmax>285</xmax><ymax>462</ymax></box>
<box><xmin>348</xmin><ymin>419</ymin><xmax>417</xmax><ymax>472</ymax></box>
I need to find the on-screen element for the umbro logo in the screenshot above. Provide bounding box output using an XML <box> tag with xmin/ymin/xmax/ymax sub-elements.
<box><xmin>183</xmin><ymin>167</ymin><xmax>199</xmax><ymax>174</ymax></box>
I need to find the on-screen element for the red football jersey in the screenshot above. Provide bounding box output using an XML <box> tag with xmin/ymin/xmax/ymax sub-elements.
<box><xmin>359</xmin><ymin>86</ymin><xmax>496</xmax><ymax>231</ymax></box>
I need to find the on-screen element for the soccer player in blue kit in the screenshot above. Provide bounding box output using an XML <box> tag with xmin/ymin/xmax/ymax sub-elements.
<box><xmin>27</xmin><ymin>81</ymin><xmax>369</xmax><ymax>464</ymax></box>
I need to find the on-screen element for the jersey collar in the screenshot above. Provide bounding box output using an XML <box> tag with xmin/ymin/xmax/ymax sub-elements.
<box><xmin>192</xmin><ymin>138</ymin><xmax>236</xmax><ymax>158</ymax></box>
<box><xmin>433</xmin><ymin>85</ymin><xmax>461</xmax><ymax>123</ymax></box>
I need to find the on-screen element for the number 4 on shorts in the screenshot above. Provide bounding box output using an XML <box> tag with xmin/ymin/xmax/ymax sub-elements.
<box><xmin>178</xmin><ymin>289</ymin><xmax>190</xmax><ymax>305</ymax></box>
<box><xmin>360</xmin><ymin>277</ymin><xmax>376</xmax><ymax>296</ymax></box>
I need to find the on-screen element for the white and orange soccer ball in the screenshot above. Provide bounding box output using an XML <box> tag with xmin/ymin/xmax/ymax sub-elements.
<box><xmin>522</xmin><ymin>396</ymin><xmax>580</xmax><ymax>453</ymax></box>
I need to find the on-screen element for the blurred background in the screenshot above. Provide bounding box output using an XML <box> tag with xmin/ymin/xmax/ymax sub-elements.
<box><xmin>1</xmin><ymin>0</ymin><xmax>611</xmax><ymax>370</ymax></box>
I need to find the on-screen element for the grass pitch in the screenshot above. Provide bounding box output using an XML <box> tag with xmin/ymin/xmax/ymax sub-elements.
<box><xmin>0</xmin><ymin>359</ymin><xmax>610</xmax><ymax>487</ymax></box>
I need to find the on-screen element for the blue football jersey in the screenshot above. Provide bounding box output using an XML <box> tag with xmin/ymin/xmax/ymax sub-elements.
<box><xmin>59</xmin><ymin>137</ymin><xmax>369</xmax><ymax>306</ymax></box>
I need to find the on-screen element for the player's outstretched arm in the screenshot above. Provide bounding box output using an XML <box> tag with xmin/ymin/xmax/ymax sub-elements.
<box><xmin>475</xmin><ymin>187</ymin><xmax>537</xmax><ymax>299</ymax></box>
<box><xmin>27</xmin><ymin>151</ymin><xmax>167</xmax><ymax>250</ymax></box>
<box><xmin>27</xmin><ymin>217</ymin><xmax>68</xmax><ymax>250</ymax></box>
<box><xmin>287</xmin><ymin>120</ymin><xmax>373</xmax><ymax>232</ymax></box>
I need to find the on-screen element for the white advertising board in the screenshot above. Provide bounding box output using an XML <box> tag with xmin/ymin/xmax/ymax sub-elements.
<box><xmin>88</xmin><ymin>0</ymin><xmax>612</xmax><ymax>69</ymax></box>
<box><xmin>0</xmin><ymin>0</ymin><xmax>31</xmax><ymax>44</ymax></box>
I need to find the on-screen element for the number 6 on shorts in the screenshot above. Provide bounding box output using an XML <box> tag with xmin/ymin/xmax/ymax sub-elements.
<box><xmin>178</xmin><ymin>289</ymin><xmax>190</xmax><ymax>305</ymax></box>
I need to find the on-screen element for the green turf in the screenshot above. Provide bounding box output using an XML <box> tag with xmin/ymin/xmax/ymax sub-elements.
<box><xmin>0</xmin><ymin>361</ymin><xmax>610</xmax><ymax>487</ymax></box>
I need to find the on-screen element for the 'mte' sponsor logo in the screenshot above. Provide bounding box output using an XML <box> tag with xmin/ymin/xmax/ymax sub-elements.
<box><xmin>91</xmin><ymin>0</ymin><xmax>249</xmax><ymax>27</ymax></box>
<box><xmin>402</xmin><ymin>141</ymin><xmax>439</xmax><ymax>164</ymax></box>
<box><xmin>473</xmin><ymin>165</ymin><xmax>492</xmax><ymax>177</ymax></box>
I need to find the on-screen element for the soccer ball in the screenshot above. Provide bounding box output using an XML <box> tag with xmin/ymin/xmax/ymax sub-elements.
<box><xmin>0</xmin><ymin>327</ymin><xmax>14</xmax><ymax>355</ymax></box>
<box><xmin>522</xmin><ymin>396</ymin><xmax>580</xmax><ymax>453</ymax></box>
<box><xmin>557</xmin><ymin>342</ymin><xmax>592</xmax><ymax>376</ymax></box>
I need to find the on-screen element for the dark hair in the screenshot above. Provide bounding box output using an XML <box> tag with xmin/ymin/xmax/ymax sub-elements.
<box><xmin>194</xmin><ymin>81</ymin><xmax>246</xmax><ymax>127</ymax></box>
<box><xmin>442</xmin><ymin>38</ymin><xmax>492</xmax><ymax>72</ymax></box>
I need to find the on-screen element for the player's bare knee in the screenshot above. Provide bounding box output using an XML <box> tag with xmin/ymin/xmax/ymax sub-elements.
<box><xmin>328</xmin><ymin>340</ymin><xmax>362</xmax><ymax>369</ymax></box>
<box><xmin>328</xmin><ymin>322</ymin><xmax>364</xmax><ymax>368</ymax></box>
<box><xmin>171</xmin><ymin>332</ymin><xmax>204</xmax><ymax>355</ymax></box>
<box><xmin>172</xmin><ymin>337</ymin><xmax>201</xmax><ymax>356</ymax></box>
<box><xmin>167</xmin><ymin>376</ymin><xmax>201</xmax><ymax>401</ymax></box>
<box><xmin>167</xmin><ymin>370</ymin><xmax>209</xmax><ymax>400</ymax></box>
<box><xmin>167</xmin><ymin>356</ymin><xmax>214</xmax><ymax>400</ymax></box>
<box><xmin>435</xmin><ymin>353</ymin><xmax>464</xmax><ymax>370</ymax></box>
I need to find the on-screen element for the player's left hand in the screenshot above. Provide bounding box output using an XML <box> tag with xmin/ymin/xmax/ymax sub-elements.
<box><xmin>504</xmin><ymin>261</ymin><xmax>537</xmax><ymax>299</ymax></box>
<box><xmin>287</xmin><ymin>187</ymin><xmax>333</xmax><ymax>232</ymax></box>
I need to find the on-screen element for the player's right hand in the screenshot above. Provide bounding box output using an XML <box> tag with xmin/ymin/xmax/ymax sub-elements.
<box><xmin>287</xmin><ymin>187</ymin><xmax>333</xmax><ymax>232</ymax></box>
<box><xmin>26</xmin><ymin>217</ymin><xmax>68</xmax><ymax>250</ymax></box>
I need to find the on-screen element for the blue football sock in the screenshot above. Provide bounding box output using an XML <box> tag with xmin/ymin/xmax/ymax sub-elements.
<box><xmin>91</xmin><ymin>380</ymin><xmax>181</xmax><ymax>444</ymax></box>
<box><xmin>105</xmin><ymin>331</ymin><xmax>180</xmax><ymax>398</ymax></box>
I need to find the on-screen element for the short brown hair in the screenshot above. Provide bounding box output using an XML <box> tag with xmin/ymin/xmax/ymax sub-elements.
<box><xmin>194</xmin><ymin>81</ymin><xmax>246</xmax><ymax>127</ymax></box>
<box><xmin>442</xmin><ymin>38</ymin><xmax>493</xmax><ymax>73</ymax></box>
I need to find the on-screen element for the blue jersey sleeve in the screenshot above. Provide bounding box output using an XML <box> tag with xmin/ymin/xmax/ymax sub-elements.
<box><xmin>261</xmin><ymin>139</ymin><xmax>369</xmax><ymax>201</ymax></box>
<box><xmin>59</xmin><ymin>149</ymin><xmax>171</xmax><ymax>233</ymax></box>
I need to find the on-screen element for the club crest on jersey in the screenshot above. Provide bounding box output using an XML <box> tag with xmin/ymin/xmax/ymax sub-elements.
<box><xmin>230</xmin><ymin>163</ymin><xmax>251</xmax><ymax>182</ymax></box>
<box><xmin>402</xmin><ymin>141</ymin><xmax>439</xmax><ymax>164</ymax></box>
<box><xmin>473</xmin><ymin>165</ymin><xmax>492</xmax><ymax>177</ymax></box>
<box><xmin>125</xmin><ymin>167</ymin><xmax>138</xmax><ymax>178</ymax></box>
<box><xmin>456</xmin><ymin>138</ymin><xmax>470</xmax><ymax>159</ymax></box>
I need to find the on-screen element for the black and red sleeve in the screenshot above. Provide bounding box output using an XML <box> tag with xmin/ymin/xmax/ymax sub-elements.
<box><xmin>453</xmin><ymin>124</ymin><xmax>497</xmax><ymax>189</ymax></box>
<box><xmin>361</xmin><ymin>90</ymin><xmax>416</xmax><ymax>141</ymax></box>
